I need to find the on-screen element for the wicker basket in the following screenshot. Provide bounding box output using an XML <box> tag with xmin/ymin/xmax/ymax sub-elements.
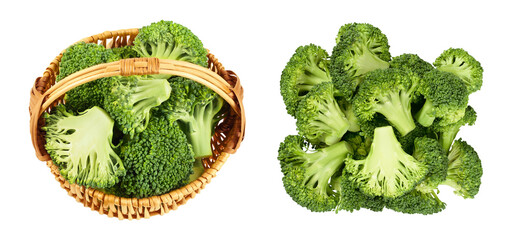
<box><xmin>29</xmin><ymin>28</ymin><xmax>245</xmax><ymax>220</ymax></box>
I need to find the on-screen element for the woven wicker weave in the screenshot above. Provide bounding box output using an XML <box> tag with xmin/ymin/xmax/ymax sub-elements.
<box><xmin>29</xmin><ymin>28</ymin><xmax>245</xmax><ymax>220</ymax></box>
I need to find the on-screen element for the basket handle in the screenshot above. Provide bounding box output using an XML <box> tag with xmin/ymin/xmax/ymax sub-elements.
<box><xmin>29</xmin><ymin>57</ymin><xmax>245</xmax><ymax>160</ymax></box>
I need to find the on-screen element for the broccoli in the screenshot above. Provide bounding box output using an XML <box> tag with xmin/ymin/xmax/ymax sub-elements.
<box><xmin>342</xmin><ymin>132</ymin><xmax>372</xmax><ymax>159</ymax></box>
<box><xmin>57</xmin><ymin>42</ymin><xmax>117</xmax><ymax>113</ymax></box>
<box><xmin>415</xmin><ymin>70</ymin><xmax>469</xmax><ymax>127</ymax></box>
<box><xmin>385</xmin><ymin>189</ymin><xmax>446</xmax><ymax>215</ymax></box>
<box><xmin>133</xmin><ymin>20</ymin><xmax>207</xmax><ymax>79</ymax></box>
<box><xmin>42</xmin><ymin>105</ymin><xmax>125</xmax><ymax>189</ymax></box>
<box><xmin>441</xmin><ymin>139</ymin><xmax>483</xmax><ymax>199</ymax></box>
<box><xmin>278</xmin><ymin>135</ymin><xmax>352</xmax><ymax>212</ymax></box>
<box><xmin>413</xmin><ymin>137</ymin><xmax>449</xmax><ymax>192</ymax></box>
<box><xmin>434</xmin><ymin>48</ymin><xmax>483</xmax><ymax>94</ymax></box>
<box><xmin>344</xmin><ymin>126</ymin><xmax>428</xmax><ymax>198</ymax></box>
<box><xmin>330</xmin><ymin>23</ymin><xmax>391</xmax><ymax>99</ymax></box>
<box><xmin>431</xmin><ymin>105</ymin><xmax>477</xmax><ymax>152</ymax></box>
<box><xmin>296</xmin><ymin>82</ymin><xmax>350</xmax><ymax>146</ymax></box>
<box><xmin>389</xmin><ymin>53</ymin><xmax>434</xmax><ymax>78</ymax></box>
<box><xmin>338</xmin><ymin>167</ymin><xmax>385</xmax><ymax>212</ymax></box>
<box><xmin>336</xmin><ymin>97</ymin><xmax>361</xmax><ymax>132</ymax></box>
<box><xmin>353</xmin><ymin>68</ymin><xmax>420</xmax><ymax>136</ymax></box>
<box><xmin>103</xmin><ymin>75</ymin><xmax>172</xmax><ymax>137</ymax></box>
<box><xmin>110</xmin><ymin>114</ymin><xmax>195</xmax><ymax>198</ymax></box>
<box><xmin>280</xmin><ymin>44</ymin><xmax>332</xmax><ymax>117</ymax></box>
<box><xmin>159</xmin><ymin>76</ymin><xmax>226</xmax><ymax>159</ymax></box>
<box><xmin>109</xmin><ymin>45</ymin><xmax>140</xmax><ymax>60</ymax></box>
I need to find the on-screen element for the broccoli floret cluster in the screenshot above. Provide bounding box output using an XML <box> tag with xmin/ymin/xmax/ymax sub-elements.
<box><xmin>278</xmin><ymin>22</ymin><xmax>484</xmax><ymax>214</ymax></box>
<box><xmin>43</xmin><ymin>20</ymin><xmax>225</xmax><ymax>198</ymax></box>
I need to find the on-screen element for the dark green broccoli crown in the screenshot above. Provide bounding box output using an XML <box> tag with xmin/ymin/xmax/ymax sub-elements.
<box><xmin>296</xmin><ymin>82</ymin><xmax>349</xmax><ymax>145</ymax></box>
<box><xmin>338</xmin><ymin>167</ymin><xmax>385</xmax><ymax>212</ymax></box>
<box><xmin>103</xmin><ymin>75</ymin><xmax>172</xmax><ymax>137</ymax></box>
<box><xmin>113</xmin><ymin>115</ymin><xmax>195</xmax><ymax>198</ymax></box>
<box><xmin>133</xmin><ymin>20</ymin><xmax>208</xmax><ymax>67</ymax></box>
<box><xmin>385</xmin><ymin>189</ymin><xmax>446</xmax><ymax>215</ymax></box>
<box><xmin>109</xmin><ymin>45</ymin><xmax>140</xmax><ymax>60</ymax></box>
<box><xmin>277</xmin><ymin>135</ymin><xmax>352</xmax><ymax>212</ymax></box>
<box><xmin>280</xmin><ymin>44</ymin><xmax>332</xmax><ymax>117</ymax></box>
<box><xmin>330</xmin><ymin>23</ymin><xmax>391</xmax><ymax>99</ymax></box>
<box><xmin>42</xmin><ymin>105</ymin><xmax>125</xmax><ymax>189</ymax></box>
<box><xmin>389</xmin><ymin>53</ymin><xmax>434</xmax><ymax>78</ymax></box>
<box><xmin>413</xmin><ymin>137</ymin><xmax>449</xmax><ymax>191</ymax></box>
<box><xmin>431</xmin><ymin>105</ymin><xmax>477</xmax><ymax>152</ymax></box>
<box><xmin>58</xmin><ymin>42</ymin><xmax>118</xmax><ymax>112</ymax></box>
<box><xmin>345</xmin><ymin>126</ymin><xmax>428</xmax><ymax>198</ymax></box>
<box><xmin>443</xmin><ymin>139</ymin><xmax>483</xmax><ymax>199</ymax></box>
<box><xmin>353</xmin><ymin>68</ymin><xmax>420</xmax><ymax>136</ymax></box>
<box><xmin>415</xmin><ymin>69</ymin><xmax>469</xmax><ymax>127</ymax></box>
<box><xmin>434</xmin><ymin>48</ymin><xmax>483</xmax><ymax>94</ymax></box>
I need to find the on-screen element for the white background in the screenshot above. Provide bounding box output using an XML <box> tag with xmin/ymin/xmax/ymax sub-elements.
<box><xmin>1</xmin><ymin>0</ymin><xmax>517</xmax><ymax>239</ymax></box>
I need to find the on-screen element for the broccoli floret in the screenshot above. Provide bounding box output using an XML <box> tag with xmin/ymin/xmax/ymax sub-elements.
<box><xmin>133</xmin><ymin>20</ymin><xmax>208</xmax><ymax>78</ymax></box>
<box><xmin>385</xmin><ymin>189</ymin><xmax>446</xmax><ymax>215</ymax></box>
<box><xmin>441</xmin><ymin>139</ymin><xmax>483</xmax><ymax>199</ymax></box>
<box><xmin>109</xmin><ymin>45</ymin><xmax>140</xmax><ymax>60</ymax></box>
<box><xmin>345</xmin><ymin>126</ymin><xmax>428</xmax><ymax>198</ymax></box>
<box><xmin>330</xmin><ymin>23</ymin><xmax>391</xmax><ymax>99</ymax></box>
<box><xmin>280</xmin><ymin>44</ymin><xmax>332</xmax><ymax>117</ymax></box>
<box><xmin>278</xmin><ymin>135</ymin><xmax>352</xmax><ymax>212</ymax></box>
<box><xmin>389</xmin><ymin>53</ymin><xmax>434</xmax><ymax>78</ymax></box>
<box><xmin>57</xmin><ymin>42</ymin><xmax>117</xmax><ymax>112</ymax></box>
<box><xmin>431</xmin><ymin>105</ymin><xmax>477</xmax><ymax>152</ymax></box>
<box><xmin>42</xmin><ymin>105</ymin><xmax>125</xmax><ymax>189</ymax></box>
<box><xmin>415</xmin><ymin>69</ymin><xmax>469</xmax><ymax>127</ymax></box>
<box><xmin>103</xmin><ymin>75</ymin><xmax>172</xmax><ymax>137</ymax></box>
<box><xmin>413</xmin><ymin>137</ymin><xmax>449</xmax><ymax>192</ymax></box>
<box><xmin>353</xmin><ymin>68</ymin><xmax>420</xmax><ymax>136</ymax></box>
<box><xmin>338</xmin><ymin>167</ymin><xmax>385</xmax><ymax>212</ymax></box>
<box><xmin>434</xmin><ymin>48</ymin><xmax>483</xmax><ymax>94</ymax></box>
<box><xmin>296</xmin><ymin>82</ymin><xmax>350</xmax><ymax>145</ymax></box>
<box><xmin>159</xmin><ymin>76</ymin><xmax>226</xmax><ymax>159</ymax></box>
<box><xmin>111</xmin><ymin>114</ymin><xmax>195</xmax><ymax>198</ymax></box>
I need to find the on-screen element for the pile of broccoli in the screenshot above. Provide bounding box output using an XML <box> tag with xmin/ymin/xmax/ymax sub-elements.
<box><xmin>42</xmin><ymin>20</ymin><xmax>227</xmax><ymax>198</ymax></box>
<box><xmin>278</xmin><ymin>23</ymin><xmax>483</xmax><ymax>214</ymax></box>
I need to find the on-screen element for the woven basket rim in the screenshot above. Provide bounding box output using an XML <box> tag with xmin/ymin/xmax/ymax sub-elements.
<box><xmin>28</xmin><ymin>27</ymin><xmax>245</xmax><ymax>219</ymax></box>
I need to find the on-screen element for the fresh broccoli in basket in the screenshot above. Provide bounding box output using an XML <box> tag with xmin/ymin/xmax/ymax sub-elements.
<box><xmin>280</xmin><ymin>44</ymin><xmax>332</xmax><ymax>117</ymax></box>
<box><xmin>109</xmin><ymin>114</ymin><xmax>195</xmax><ymax>198</ymax></box>
<box><xmin>42</xmin><ymin>105</ymin><xmax>125</xmax><ymax>189</ymax></box>
<box><xmin>57</xmin><ymin>42</ymin><xmax>118</xmax><ymax>113</ymax></box>
<box><xmin>159</xmin><ymin>76</ymin><xmax>226</xmax><ymax>159</ymax></box>
<box><xmin>133</xmin><ymin>20</ymin><xmax>208</xmax><ymax>73</ymax></box>
<box><xmin>103</xmin><ymin>75</ymin><xmax>172</xmax><ymax>137</ymax></box>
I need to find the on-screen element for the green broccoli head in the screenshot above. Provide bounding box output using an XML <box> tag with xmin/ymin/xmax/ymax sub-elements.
<box><xmin>330</xmin><ymin>23</ymin><xmax>391</xmax><ymax>99</ymax></box>
<box><xmin>42</xmin><ymin>105</ymin><xmax>125</xmax><ymax>189</ymax></box>
<box><xmin>58</xmin><ymin>42</ymin><xmax>117</xmax><ymax>113</ymax></box>
<box><xmin>103</xmin><ymin>75</ymin><xmax>172</xmax><ymax>137</ymax></box>
<box><xmin>353</xmin><ymin>68</ymin><xmax>420</xmax><ymax>136</ymax></box>
<box><xmin>345</xmin><ymin>126</ymin><xmax>428</xmax><ymax>198</ymax></box>
<box><xmin>277</xmin><ymin>135</ymin><xmax>352</xmax><ymax>212</ymax></box>
<box><xmin>296</xmin><ymin>82</ymin><xmax>350</xmax><ymax>146</ymax></box>
<box><xmin>159</xmin><ymin>76</ymin><xmax>226</xmax><ymax>159</ymax></box>
<box><xmin>385</xmin><ymin>189</ymin><xmax>446</xmax><ymax>215</ymax></box>
<box><xmin>434</xmin><ymin>48</ymin><xmax>483</xmax><ymax>94</ymax></box>
<box><xmin>442</xmin><ymin>139</ymin><xmax>483</xmax><ymax>199</ymax></box>
<box><xmin>415</xmin><ymin>69</ymin><xmax>469</xmax><ymax>127</ymax></box>
<box><xmin>280</xmin><ymin>44</ymin><xmax>332</xmax><ymax>117</ymax></box>
<box><xmin>389</xmin><ymin>53</ymin><xmax>434</xmax><ymax>78</ymax></box>
<box><xmin>431</xmin><ymin>105</ymin><xmax>477</xmax><ymax>152</ymax></box>
<box><xmin>111</xmin><ymin>114</ymin><xmax>195</xmax><ymax>198</ymax></box>
<box><xmin>413</xmin><ymin>137</ymin><xmax>449</xmax><ymax>192</ymax></box>
<box><xmin>133</xmin><ymin>20</ymin><xmax>208</xmax><ymax>69</ymax></box>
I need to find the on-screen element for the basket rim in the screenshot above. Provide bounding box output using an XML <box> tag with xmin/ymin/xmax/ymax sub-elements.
<box><xmin>28</xmin><ymin>27</ymin><xmax>245</xmax><ymax>219</ymax></box>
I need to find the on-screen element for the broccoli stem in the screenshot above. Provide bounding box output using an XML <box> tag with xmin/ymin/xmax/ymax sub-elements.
<box><xmin>439</xmin><ymin>129</ymin><xmax>459</xmax><ymax>153</ymax></box>
<box><xmin>304</xmin><ymin>141</ymin><xmax>351</xmax><ymax>196</ymax></box>
<box><xmin>373</xmin><ymin>91</ymin><xmax>416</xmax><ymax>136</ymax></box>
<box><xmin>415</xmin><ymin>100</ymin><xmax>436</xmax><ymax>127</ymax></box>
<box><xmin>354</xmin><ymin>45</ymin><xmax>390</xmax><ymax>76</ymax></box>
<box><xmin>297</xmin><ymin>65</ymin><xmax>331</xmax><ymax>95</ymax></box>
